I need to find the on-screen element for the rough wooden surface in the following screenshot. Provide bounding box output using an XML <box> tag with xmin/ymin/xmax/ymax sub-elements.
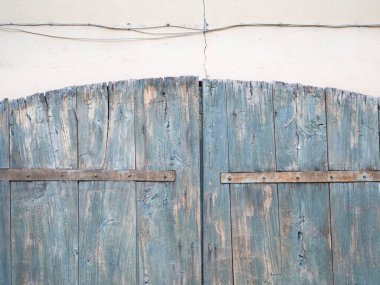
<box><xmin>0</xmin><ymin>99</ymin><xmax>10</xmax><ymax>285</ymax></box>
<box><xmin>327</xmin><ymin>89</ymin><xmax>379</xmax><ymax>170</ymax></box>
<box><xmin>78</xmin><ymin>81</ymin><xmax>136</xmax><ymax>284</ymax></box>
<box><xmin>0</xmin><ymin>169</ymin><xmax>175</xmax><ymax>182</ymax></box>
<box><xmin>11</xmin><ymin>181</ymin><xmax>78</xmax><ymax>284</ymax></box>
<box><xmin>328</xmin><ymin>90</ymin><xmax>380</xmax><ymax>283</ymax></box>
<box><xmin>0</xmin><ymin>99</ymin><xmax>9</xmax><ymax>167</ymax></box>
<box><xmin>330</xmin><ymin>183</ymin><xmax>380</xmax><ymax>283</ymax></box>
<box><xmin>274</xmin><ymin>84</ymin><xmax>332</xmax><ymax>284</ymax></box>
<box><xmin>11</xmin><ymin>95</ymin><xmax>54</xmax><ymax>168</ymax></box>
<box><xmin>45</xmin><ymin>88</ymin><xmax>78</xmax><ymax>169</ymax></box>
<box><xmin>221</xmin><ymin>170</ymin><xmax>380</xmax><ymax>183</ymax></box>
<box><xmin>10</xmin><ymin>91</ymin><xmax>78</xmax><ymax>284</ymax></box>
<box><xmin>0</xmin><ymin>181</ymin><xmax>10</xmax><ymax>285</ymax></box>
<box><xmin>279</xmin><ymin>183</ymin><xmax>332</xmax><ymax>284</ymax></box>
<box><xmin>226</xmin><ymin>81</ymin><xmax>281</xmax><ymax>284</ymax></box>
<box><xmin>274</xmin><ymin>83</ymin><xmax>327</xmax><ymax>171</ymax></box>
<box><xmin>202</xmin><ymin>80</ymin><xmax>233</xmax><ymax>284</ymax></box>
<box><xmin>3</xmin><ymin>78</ymin><xmax>380</xmax><ymax>284</ymax></box>
<box><xmin>135</xmin><ymin>77</ymin><xmax>201</xmax><ymax>284</ymax></box>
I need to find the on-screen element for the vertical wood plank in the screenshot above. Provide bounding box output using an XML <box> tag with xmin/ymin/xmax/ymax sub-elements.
<box><xmin>0</xmin><ymin>99</ymin><xmax>9</xmax><ymax>167</ymax></box>
<box><xmin>227</xmin><ymin>81</ymin><xmax>281</xmax><ymax>284</ymax></box>
<box><xmin>202</xmin><ymin>80</ymin><xmax>233</xmax><ymax>284</ymax></box>
<box><xmin>10</xmin><ymin>90</ymin><xmax>78</xmax><ymax>284</ymax></box>
<box><xmin>135</xmin><ymin>77</ymin><xmax>201</xmax><ymax>284</ymax></box>
<box><xmin>330</xmin><ymin>183</ymin><xmax>380</xmax><ymax>283</ymax></box>
<box><xmin>327</xmin><ymin>89</ymin><xmax>379</xmax><ymax>171</ymax></box>
<box><xmin>11</xmin><ymin>181</ymin><xmax>78</xmax><ymax>284</ymax></box>
<box><xmin>274</xmin><ymin>83</ymin><xmax>333</xmax><ymax>284</ymax></box>
<box><xmin>0</xmin><ymin>99</ymin><xmax>10</xmax><ymax>285</ymax></box>
<box><xmin>274</xmin><ymin>83</ymin><xmax>327</xmax><ymax>171</ymax></box>
<box><xmin>10</xmin><ymin>95</ymin><xmax>55</xmax><ymax>168</ymax></box>
<box><xmin>328</xmin><ymin>90</ymin><xmax>380</xmax><ymax>283</ymax></box>
<box><xmin>78</xmin><ymin>81</ymin><xmax>136</xmax><ymax>284</ymax></box>
<box><xmin>278</xmin><ymin>183</ymin><xmax>332</xmax><ymax>284</ymax></box>
<box><xmin>46</xmin><ymin>88</ymin><xmax>78</xmax><ymax>169</ymax></box>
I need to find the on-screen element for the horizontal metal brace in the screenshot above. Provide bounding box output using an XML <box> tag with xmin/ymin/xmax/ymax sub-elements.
<box><xmin>221</xmin><ymin>171</ymin><xmax>380</xmax><ymax>184</ymax></box>
<box><xmin>0</xmin><ymin>169</ymin><xmax>175</xmax><ymax>182</ymax></box>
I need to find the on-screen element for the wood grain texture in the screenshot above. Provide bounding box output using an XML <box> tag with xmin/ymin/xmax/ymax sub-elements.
<box><xmin>10</xmin><ymin>91</ymin><xmax>78</xmax><ymax>284</ymax></box>
<box><xmin>227</xmin><ymin>81</ymin><xmax>281</xmax><ymax>284</ymax></box>
<box><xmin>0</xmin><ymin>99</ymin><xmax>10</xmax><ymax>285</ymax></box>
<box><xmin>330</xmin><ymin>183</ymin><xmax>380</xmax><ymax>283</ymax></box>
<box><xmin>274</xmin><ymin>83</ymin><xmax>327</xmax><ymax>171</ymax></box>
<box><xmin>278</xmin><ymin>183</ymin><xmax>332</xmax><ymax>284</ymax></box>
<box><xmin>10</xmin><ymin>95</ymin><xmax>55</xmax><ymax>168</ymax></box>
<box><xmin>202</xmin><ymin>80</ymin><xmax>233</xmax><ymax>284</ymax></box>
<box><xmin>275</xmin><ymin>83</ymin><xmax>332</xmax><ymax>284</ymax></box>
<box><xmin>328</xmin><ymin>90</ymin><xmax>380</xmax><ymax>283</ymax></box>
<box><xmin>4</xmin><ymin>78</ymin><xmax>380</xmax><ymax>284</ymax></box>
<box><xmin>327</xmin><ymin>89</ymin><xmax>379</xmax><ymax>170</ymax></box>
<box><xmin>11</xmin><ymin>181</ymin><xmax>78</xmax><ymax>285</ymax></box>
<box><xmin>45</xmin><ymin>88</ymin><xmax>78</xmax><ymax>169</ymax></box>
<box><xmin>0</xmin><ymin>99</ymin><xmax>9</xmax><ymax>167</ymax></box>
<box><xmin>78</xmin><ymin>81</ymin><xmax>136</xmax><ymax>284</ymax></box>
<box><xmin>135</xmin><ymin>77</ymin><xmax>201</xmax><ymax>284</ymax></box>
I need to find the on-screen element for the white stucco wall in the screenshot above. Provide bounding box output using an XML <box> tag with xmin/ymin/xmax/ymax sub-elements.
<box><xmin>1</xmin><ymin>0</ymin><xmax>380</xmax><ymax>99</ymax></box>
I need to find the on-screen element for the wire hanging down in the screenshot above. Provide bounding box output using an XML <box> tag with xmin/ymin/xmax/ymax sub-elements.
<box><xmin>0</xmin><ymin>22</ymin><xmax>380</xmax><ymax>42</ymax></box>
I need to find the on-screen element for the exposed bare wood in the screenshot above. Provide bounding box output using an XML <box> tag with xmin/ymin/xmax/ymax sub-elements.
<box><xmin>0</xmin><ymin>99</ymin><xmax>10</xmax><ymax>284</ymax></box>
<box><xmin>226</xmin><ymin>81</ymin><xmax>281</xmax><ymax>284</ymax></box>
<box><xmin>135</xmin><ymin>77</ymin><xmax>202</xmax><ymax>284</ymax></box>
<box><xmin>77</xmin><ymin>81</ymin><xmax>137</xmax><ymax>284</ymax></box>
<box><xmin>3</xmin><ymin>78</ymin><xmax>380</xmax><ymax>284</ymax></box>
<box><xmin>0</xmin><ymin>169</ymin><xmax>175</xmax><ymax>182</ymax></box>
<box><xmin>10</xmin><ymin>90</ymin><xmax>78</xmax><ymax>284</ymax></box>
<box><xmin>274</xmin><ymin>83</ymin><xmax>332</xmax><ymax>284</ymax></box>
<box><xmin>221</xmin><ymin>171</ymin><xmax>380</xmax><ymax>183</ymax></box>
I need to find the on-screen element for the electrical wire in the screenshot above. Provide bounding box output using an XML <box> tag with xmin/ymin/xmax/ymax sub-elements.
<box><xmin>0</xmin><ymin>22</ymin><xmax>380</xmax><ymax>42</ymax></box>
<box><xmin>0</xmin><ymin>23</ymin><xmax>203</xmax><ymax>31</ymax></box>
<box><xmin>0</xmin><ymin>26</ymin><xmax>201</xmax><ymax>41</ymax></box>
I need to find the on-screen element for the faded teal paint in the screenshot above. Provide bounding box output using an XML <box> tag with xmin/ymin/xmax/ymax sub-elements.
<box><xmin>328</xmin><ymin>89</ymin><xmax>380</xmax><ymax>284</ymax></box>
<box><xmin>274</xmin><ymin>83</ymin><xmax>327</xmax><ymax>171</ymax></box>
<box><xmin>330</xmin><ymin>183</ymin><xmax>380</xmax><ymax>283</ymax></box>
<box><xmin>10</xmin><ymin>91</ymin><xmax>78</xmax><ymax>284</ymax></box>
<box><xmin>202</xmin><ymin>80</ymin><xmax>233</xmax><ymax>285</ymax></box>
<box><xmin>10</xmin><ymin>94</ymin><xmax>56</xmax><ymax>168</ymax></box>
<box><xmin>78</xmin><ymin>81</ymin><xmax>136</xmax><ymax>284</ymax></box>
<box><xmin>0</xmin><ymin>99</ymin><xmax>10</xmax><ymax>285</ymax></box>
<box><xmin>45</xmin><ymin>88</ymin><xmax>78</xmax><ymax>169</ymax></box>
<box><xmin>11</xmin><ymin>181</ymin><xmax>78</xmax><ymax>284</ymax></box>
<box><xmin>226</xmin><ymin>81</ymin><xmax>281</xmax><ymax>284</ymax></box>
<box><xmin>77</xmin><ymin>83</ymin><xmax>108</xmax><ymax>169</ymax></box>
<box><xmin>135</xmin><ymin>77</ymin><xmax>201</xmax><ymax>284</ymax></box>
<box><xmin>0</xmin><ymin>99</ymin><xmax>9</xmax><ymax>167</ymax></box>
<box><xmin>278</xmin><ymin>183</ymin><xmax>332</xmax><ymax>284</ymax></box>
<box><xmin>327</xmin><ymin>89</ymin><xmax>379</xmax><ymax>171</ymax></box>
<box><xmin>1</xmin><ymin>78</ymin><xmax>380</xmax><ymax>284</ymax></box>
<box><xmin>275</xmin><ymin>84</ymin><xmax>333</xmax><ymax>284</ymax></box>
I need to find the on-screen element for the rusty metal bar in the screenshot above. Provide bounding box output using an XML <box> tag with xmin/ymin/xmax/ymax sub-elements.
<box><xmin>221</xmin><ymin>171</ymin><xmax>380</xmax><ymax>184</ymax></box>
<box><xmin>0</xmin><ymin>169</ymin><xmax>175</xmax><ymax>182</ymax></box>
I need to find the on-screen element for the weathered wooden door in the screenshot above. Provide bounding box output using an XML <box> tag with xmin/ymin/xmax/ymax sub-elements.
<box><xmin>1</xmin><ymin>77</ymin><xmax>380</xmax><ymax>284</ymax></box>
<box><xmin>0</xmin><ymin>77</ymin><xmax>201</xmax><ymax>285</ymax></box>
<box><xmin>202</xmin><ymin>80</ymin><xmax>380</xmax><ymax>284</ymax></box>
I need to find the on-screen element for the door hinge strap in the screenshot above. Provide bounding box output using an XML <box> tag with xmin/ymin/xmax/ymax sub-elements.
<box><xmin>221</xmin><ymin>171</ymin><xmax>380</xmax><ymax>184</ymax></box>
<box><xmin>0</xmin><ymin>169</ymin><xmax>175</xmax><ymax>182</ymax></box>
